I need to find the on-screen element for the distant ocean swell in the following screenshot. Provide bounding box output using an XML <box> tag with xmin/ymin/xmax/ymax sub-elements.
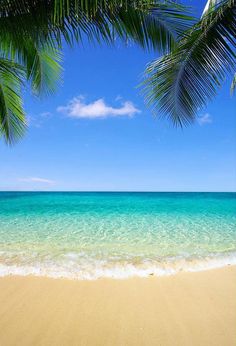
<box><xmin>0</xmin><ymin>192</ymin><xmax>235</xmax><ymax>280</ymax></box>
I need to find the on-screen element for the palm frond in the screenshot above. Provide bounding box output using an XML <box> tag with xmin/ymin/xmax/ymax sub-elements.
<box><xmin>142</xmin><ymin>0</ymin><xmax>236</xmax><ymax>126</ymax></box>
<box><xmin>107</xmin><ymin>2</ymin><xmax>193</xmax><ymax>52</ymax></box>
<box><xmin>0</xmin><ymin>37</ymin><xmax>62</xmax><ymax>96</ymax></box>
<box><xmin>201</xmin><ymin>0</ymin><xmax>221</xmax><ymax>17</ymax></box>
<box><xmin>0</xmin><ymin>1</ymin><xmax>193</xmax><ymax>51</ymax></box>
<box><xmin>0</xmin><ymin>58</ymin><xmax>26</xmax><ymax>144</ymax></box>
<box><xmin>25</xmin><ymin>44</ymin><xmax>62</xmax><ymax>96</ymax></box>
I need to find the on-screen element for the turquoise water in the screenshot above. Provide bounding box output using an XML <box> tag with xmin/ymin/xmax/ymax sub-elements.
<box><xmin>0</xmin><ymin>192</ymin><xmax>236</xmax><ymax>279</ymax></box>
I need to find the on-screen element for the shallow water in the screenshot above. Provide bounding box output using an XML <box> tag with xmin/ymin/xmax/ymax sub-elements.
<box><xmin>0</xmin><ymin>192</ymin><xmax>235</xmax><ymax>279</ymax></box>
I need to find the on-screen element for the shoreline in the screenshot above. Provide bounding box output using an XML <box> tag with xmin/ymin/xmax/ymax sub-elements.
<box><xmin>0</xmin><ymin>266</ymin><xmax>235</xmax><ymax>345</ymax></box>
<box><xmin>1</xmin><ymin>254</ymin><xmax>236</xmax><ymax>280</ymax></box>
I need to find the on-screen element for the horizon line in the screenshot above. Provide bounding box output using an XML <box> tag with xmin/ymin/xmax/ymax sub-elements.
<box><xmin>0</xmin><ymin>190</ymin><xmax>235</xmax><ymax>193</ymax></box>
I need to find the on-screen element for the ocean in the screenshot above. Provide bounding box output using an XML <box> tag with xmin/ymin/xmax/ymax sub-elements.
<box><xmin>0</xmin><ymin>192</ymin><xmax>235</xmax><ymax>279</ymax></box>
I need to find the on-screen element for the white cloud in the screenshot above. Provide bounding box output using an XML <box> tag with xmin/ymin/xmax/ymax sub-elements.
<box><xmin>197</xmin><ymin>113</ymin><xmax>212</xmax><ymax>125</ymax></box>
<box><xmin>18</xmin><ymin>177</ymin><xmax>55</xmax><ymax>184</ymax></box>
<box><xmin>57</xmin><ymin>96</ymin><xmax>140</xmax><ymax>119</ymax></box>
<box><xmin>27</xmin><ymin>111</ymin><xmax>52</xmax><ymax>127</ymax></box>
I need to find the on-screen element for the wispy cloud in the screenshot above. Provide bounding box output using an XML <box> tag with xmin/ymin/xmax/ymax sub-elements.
<box><xmin>197</xmin><ymin>113</ymin><xmax>212</xmax><ymax>126</ymax></box>
<box><xmin>40</xmin><ymin>112</ymin><xmax>52</xmax><ymax>118</ymax></box>
<box><xmin>18</xmin><ymin>177</ymin><xmax>55</xmax><ymax>184</ymax></box>
<box><xmin>57</xmin><ymin>96</ymin><xmax>140</xmax><ymax>119</ymax></box>
<box><xmin>27</xmin><ymin>112</ymin><xmax>52</xmax><ymax>128</ymax></box>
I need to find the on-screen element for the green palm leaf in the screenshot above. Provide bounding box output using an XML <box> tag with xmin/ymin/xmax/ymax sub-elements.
<box><xmin>0</xmin><ymin>58</ymin><xmax>26</xmax><ymax>144</ymax></box>
<box><xmin>0</xmin><ymin>37</ymin><xmax>62</xmax><ymax>96</ymax></box>
<box><xmin>24</xmin><ymin>44</ymin><xmax>62</xmax><ymax>96</ymax></box>
<box><xmin>201</xmin><ymin>0</ymin><xmax>221</xmax><ymax>17</ymax></box>
<box><xmin>142</xmin><ymin>0</ymin><xmax>236</xmax><ymax>126</ymax></box>
<box><xmin>0</xmin><ymin>1</ymin><xmax>192</xmax><ymax>50</ymax></box>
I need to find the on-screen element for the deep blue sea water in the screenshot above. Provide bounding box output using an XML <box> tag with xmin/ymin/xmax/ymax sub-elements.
<box><xmin>0</xmin><ymin>192</ymin><xmax>235</xmax><ymax>279</ymax></box>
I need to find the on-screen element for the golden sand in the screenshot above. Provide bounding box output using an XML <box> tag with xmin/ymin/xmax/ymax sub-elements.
<box><xmin>0</xmin><ymin>266</ymin><xmax>235</xmax><ymax>346</ymax></box>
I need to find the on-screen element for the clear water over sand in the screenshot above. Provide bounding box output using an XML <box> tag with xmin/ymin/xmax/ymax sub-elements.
<box><xmin>0</xmin><ymin>192</ymin><xmax>235</xmax><ymax>279</ymax></box>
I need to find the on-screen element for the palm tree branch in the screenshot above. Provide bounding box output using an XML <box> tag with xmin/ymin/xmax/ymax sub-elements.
<box><xmin>0</xmin><ymin>1</ymin><xmax>193</xmax><ymax>51</ymax></box>
<box><xmin>0</xmin><ymin>35</ymin><xmax>62</xmax><ymax>97</ymax></box>
<box><xmin>142</xmin><ymin>0</ymin><xmax>236</xmax><ymax>126</ymax></box>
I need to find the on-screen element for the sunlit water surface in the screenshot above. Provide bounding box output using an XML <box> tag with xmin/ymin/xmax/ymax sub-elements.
<box><xmin>0</xmin><ymin>192</ymin><xmax>235</xmax><ymax>279</ymax></box>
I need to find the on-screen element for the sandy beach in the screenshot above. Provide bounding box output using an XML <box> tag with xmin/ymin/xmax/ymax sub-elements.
<box><xmin>0</xmin><ymin>266</ymin><xmax>235</xmax><ymax>346</ymax></box>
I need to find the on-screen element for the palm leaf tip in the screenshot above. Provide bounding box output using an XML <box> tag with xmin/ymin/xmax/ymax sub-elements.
<box><xmin>28</xmin><ymin>46</ymin><xmax>62</xmax><ymax>97</ymax></box>
<box><xmin>51</xmin><ymin>0</ymin><xmax>193</xmax><ymax>51</ymax></box>
<box><xmin>230</xmin><ymin>73</ymin><xmax>236</xmax><ymax>95</ymax></box>
<box><xmin>0</xmin><ymin>59</ymin><xmax>26</xmax><ymax>144</ymax></box>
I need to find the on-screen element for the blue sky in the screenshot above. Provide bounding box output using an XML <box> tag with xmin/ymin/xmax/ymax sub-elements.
<box><xmin>1</xmin><ymin>0</ymin><xmax>235</xmax><ymax>192</ymax></box>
